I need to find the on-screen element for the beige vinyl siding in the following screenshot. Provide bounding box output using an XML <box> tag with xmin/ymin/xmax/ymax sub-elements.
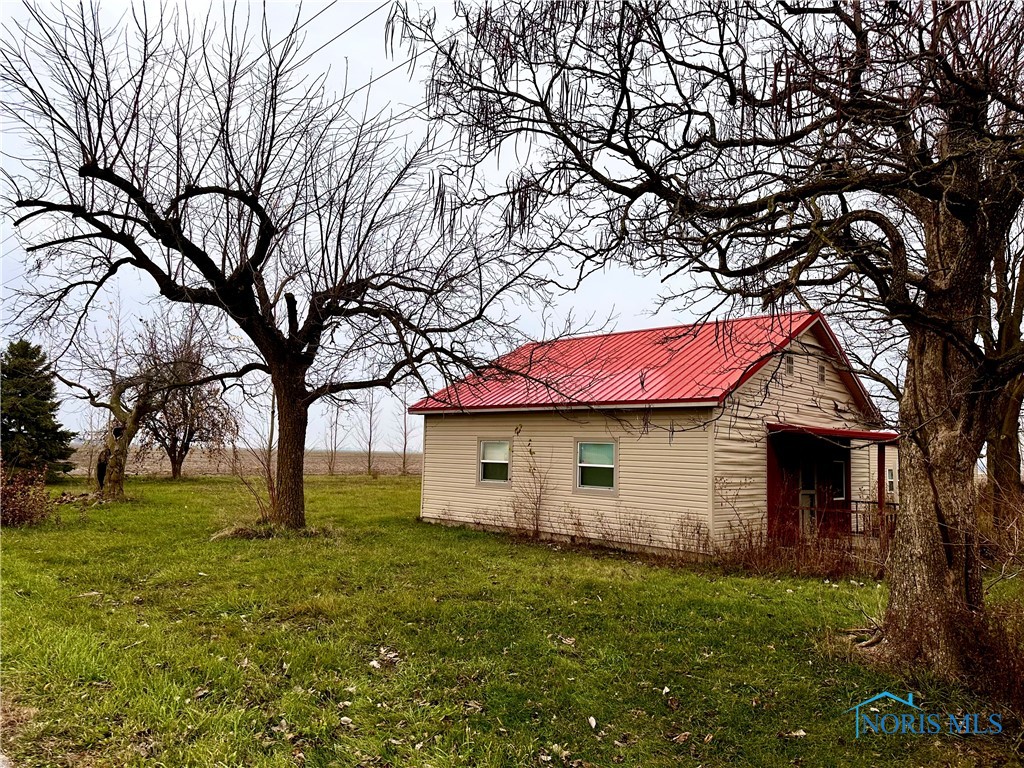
<box><xmin>420</xmin><ymin>408</ymin><xmax>713</xmax><ymax>552</ymax></box>
<box><xmin>711</xmin><ymin>330</ymin><xmax>875</xmax><ymax>541</ymax></box>
<box><xmin>850</xmin><ymin>442</ymin><xmax>900</xmax><ymax>503</ymax></box>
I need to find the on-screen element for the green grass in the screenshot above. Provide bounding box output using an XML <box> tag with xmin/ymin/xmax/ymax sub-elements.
<box><xmin>1</xmin><ymin>476</ymin><xmax>1020</xmax><ymax>767</ymax></box>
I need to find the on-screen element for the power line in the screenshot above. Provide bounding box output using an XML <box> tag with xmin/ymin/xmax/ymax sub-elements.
<box><xmin>293</xmin><ymin>1</ymin><xmax>391</xmax><ymax>70</ymax></box>
<box><xmin>347</xmin><ymin>28</ymin><xmax>459</xmax><ymax>102</ymax></box>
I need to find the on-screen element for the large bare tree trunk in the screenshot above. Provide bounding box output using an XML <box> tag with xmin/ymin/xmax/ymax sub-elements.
<box><xmin>101</xmin><ymin>420</ymin><xmax>140</xmax><ymax>501</ymax></box>
<box><xmin>882</xmin><ymin>327</ymin><xmax>987</xmax><ymax>676</ymax></box>
<box><xmin>988</xmin><ymin>382</ymin><xmax>1024</xmax><ymax>530</ymax></box>
<box><xmin>270</xmin><ymin>375</ymin><xmax>308</xmax><ymax>529</ymax></box>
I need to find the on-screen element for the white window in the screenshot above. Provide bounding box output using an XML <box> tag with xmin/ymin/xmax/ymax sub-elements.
<box><xmin>887</xmin><ymin>467</ymin><xmax>895</xmax><ymax>495</ymax></box>
<box><xmin>480</xmin><ymin>440</ymin><xmax>510</xmax><ymax>482</ymax></box>
<box><xmin>577</xmin><ymin>441</ymin><xmax>615</xmax><ymax>489</ymax></box>
<box><xmin>831</xmin><ymin>460</ymin><xmax>846</xmax><ymax>501</ymax></box>
<box><xmin>817</xmin><ymin>361</ymin><xmax>826</xmax><ymax>383</ymax></box>
<box><xmin>784</xmin><ymin>353</ymin><xmax>795</xmax><ymax>376</ymax></box>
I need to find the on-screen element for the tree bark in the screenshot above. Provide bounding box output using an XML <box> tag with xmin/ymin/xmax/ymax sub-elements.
<box><xmin>270</xmin><ymin>375</ymin><xmax>309</xmax><ymax>529</ymax></box>
<box><xmin>988</xmin><ymin>381</ymin><xmax>1024</xmax><ymax>530</ymax></box>
<box><xmin>101</xmin><ymin>420</ymin><xmax>140</xmax><ymax>501</ymax></box>
<box><xmin>169</xmin><ymin>456</ymin><xmax>184</xmax><ymax>480</ymax></box>
<box><xmin>881</xmin><ymin>326</ymin><xmax>987</xmax><ymax>676</ymax></box>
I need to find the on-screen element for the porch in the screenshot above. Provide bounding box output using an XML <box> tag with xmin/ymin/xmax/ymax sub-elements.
<box><xmin>766</xmin><ymin>423</ymin><xmax>899</xmax><ymax>543</ymax></box>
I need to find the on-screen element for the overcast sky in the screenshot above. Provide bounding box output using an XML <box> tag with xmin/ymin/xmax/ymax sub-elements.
<box><xmin>0</xmin><ymin>1</ymin><xmax>706</xmax><ymax>453</ymax></box>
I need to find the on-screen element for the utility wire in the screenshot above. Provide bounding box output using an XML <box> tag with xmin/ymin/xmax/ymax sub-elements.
<box><xmin>292</xmin><ymin>1</ymin><xmax>391</xmax><ymax>70</ymax></box>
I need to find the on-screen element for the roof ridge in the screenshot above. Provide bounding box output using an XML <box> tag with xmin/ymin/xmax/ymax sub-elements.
<box><xmin>538</xmin><ymin>310</ymin><xmax>818</xmax><ymax>345</ymax></box>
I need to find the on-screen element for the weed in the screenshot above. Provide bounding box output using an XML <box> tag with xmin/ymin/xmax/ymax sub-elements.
<box><xmin>0</xmin><ymin>465</ymin><xmax>58</xmax><ymax>527</ymax></box>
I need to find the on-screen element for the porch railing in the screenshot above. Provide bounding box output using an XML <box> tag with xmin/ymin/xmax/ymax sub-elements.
<box><xmin>849</xmin><ymin>500</ymin><xmax>899</xmax><ymax>538</ymax></box>
<box><xmin>791</xmin><ymin>500</ymin><xmax>898</xmax><ymax>540</ymax></box>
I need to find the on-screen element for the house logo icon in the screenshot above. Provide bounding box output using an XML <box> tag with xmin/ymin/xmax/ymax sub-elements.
<box><xmin>846</xmin><ymin>692</ymin><xmax>920</xmax><ymax>738</ymax></box>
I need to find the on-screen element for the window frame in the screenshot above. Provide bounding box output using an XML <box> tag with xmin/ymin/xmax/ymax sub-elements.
<box><xmin>817</xmin><ymin>360</ymin><xmax>827</xmax><ymax>383</ymax></box>
<box><xmin>831</xmin><ymin>459</ymin><xmax>847</xmax><ymax>501</ymax></box>
<box><xmin>478</xmin><ymin>439</ymin><xmax>512</xmax><ymax>485</ymax></box>
<box><xmin>784</xmin><ymin>353</ymin><xmax>795</xmax><ymax>377</ymax></box>
<box><xmin>574</xmin><ymin>439</ymin><xmax>618</xmax><ymax>493</ymax></box>
<box><xmin>886</xmin><ymin>467</ymin><xmax>896</xmax><ymax>495</ymax></box>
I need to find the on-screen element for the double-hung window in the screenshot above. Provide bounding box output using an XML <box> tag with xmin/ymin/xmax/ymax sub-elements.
<box><xmin>577</xmin><ymin>441</ymin><xmax>616</xmax><ymax>490</ymax></box>
<box><xmin>886</xmin><ymin>468</ymin><xmax>896</xmax><ymax>495</ymax></box>
<box><xmin>479</xmin><ymin>440</ymin><xmax>510</xmax><ymax>482</ymax></box>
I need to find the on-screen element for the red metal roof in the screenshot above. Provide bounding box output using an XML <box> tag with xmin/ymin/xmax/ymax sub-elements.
<box><xmin>410</xmin><ymin>311</ymin><xmax>876</xmax><ymax>415</ymax></box>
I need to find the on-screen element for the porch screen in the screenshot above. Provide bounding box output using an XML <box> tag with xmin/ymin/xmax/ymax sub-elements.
<box><xmin>578</xmin><ymin>442</ymin><xmax>615</xmax><ymax>489</ymax></box>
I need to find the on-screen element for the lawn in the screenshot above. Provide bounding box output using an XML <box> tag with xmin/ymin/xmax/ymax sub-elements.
<box><xmin>1</xmin><ymin>476</ymin><xmax>1019</xmax><ymax>767</ymax></box>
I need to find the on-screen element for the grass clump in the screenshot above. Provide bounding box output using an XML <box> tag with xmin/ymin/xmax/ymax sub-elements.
<box><xmin>1</xmin><ymin>475</ymin><xmax>1019</xmax><ymax>767</ymax></box>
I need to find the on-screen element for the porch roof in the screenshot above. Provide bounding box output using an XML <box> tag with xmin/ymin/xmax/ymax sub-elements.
<box><xmin>767</xmin><ymin>422</ymin><xmax>899</xmax><ymax>442</ymax></box>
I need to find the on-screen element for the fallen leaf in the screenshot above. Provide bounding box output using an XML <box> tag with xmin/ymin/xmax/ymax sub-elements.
<box><xmin>671</xmin><ymin>732</ymin><xmax>691</xmax><ymax>743</ymax></box>
<box><xmin>369</xmin><ymin>660</ymin><xmax>381</xmax><ymax>669</ymax></box>
<box><xmin>588</xmin><ymin>716</ymin><xmax>597</xmax><ymax>729</ymax></box>
<box><xmin>781</xmin><ymin>729</ymin><xmax>807</xmax><ymax>738</ymax></box>
<box><xmin>704</xmin><ymin>733</ymin><xmax>714</xmax><ymax>743</ymax></box>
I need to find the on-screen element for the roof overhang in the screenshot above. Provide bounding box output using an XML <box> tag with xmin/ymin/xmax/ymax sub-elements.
<box><xmin>767</xmin><ymin>422</ymin><xmax>899</xmax><ymax>442</ymax></box>
<box><xmin>409</xmin><ymin>399</ymin><xmax>721</xmax><ymax>415</ymax></box>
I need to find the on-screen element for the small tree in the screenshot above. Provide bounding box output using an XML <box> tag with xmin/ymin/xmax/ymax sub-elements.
<box><xmin>323</xmin><ymin>401</ymin><xmax>348</xmax><ymax>476</ymax></box>
<box><xmin>357</xmin><ymin>389</ymin><xmax>382</xmax><ymax>476</ymax></box>
<box><xmin>0</xmin><ymin>340</ymin><xmax>75</xmax><ymax>474</ymax></box>
<box><xmin>137</xmin><ymin>314</ymin><xmax>238</xmax><ymax>479</ymax></box>
<box><xmin>392</xmin><ymin>382</ymin><xmax>420</xmax><ymax>476</ymax></box>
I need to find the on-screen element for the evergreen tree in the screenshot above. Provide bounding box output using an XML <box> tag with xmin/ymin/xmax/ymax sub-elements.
<box><xmin>1</xmin><ymin>340</ymin><xmax>76</xmax><ymax>473</ymax></box>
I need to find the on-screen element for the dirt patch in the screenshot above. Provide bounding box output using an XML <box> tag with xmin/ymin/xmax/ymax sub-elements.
<box><xmin>1</xmin><ymin>692</ymin><xmax>38</xmax><ymax>759</ymax></box>
<box><xmin>209</xmin><ymin>524</ymin><xmax>336</xmax><ymax>541</ymax></box>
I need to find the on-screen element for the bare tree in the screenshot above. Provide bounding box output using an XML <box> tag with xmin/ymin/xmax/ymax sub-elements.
<box><xmin>400</xmin><ymin>1</ymin><xmax>1024</xmax><ymax>678</ymax></box>
<box><xmin>137</xmin><ymin>312</ymin><xmax>238</xmax><ymax>480</ymax></box>
<box><xmin>986</xmin><ymin>218</ymin><xmax>1024</xmax><ymax>528</ymax></box>
<box><xmin>56</xmin><ymin>313</ymin><xmax>166</xmax><ymax>499</ymax></box>
<box><xmin>231</xmin><ymin>389</ymin><xmax>277</xmax><ymax>524</ymax></box>
<box><xmin>323</xmin><ymin>400</ymin><xmax>348</xmax><ymax>477</ymax></box>
<box><xmin>2</xmin><ymin>2</ymin><xmax>548</xmax><ymax>528</ymax></box>
<box><xmin>357</xmin><ymin>389</ymin><xmax>382</xmax><ymax>476</ymax></box>
<box><xmin>391</xmin><ymin>382</ymin><xmax>420</xmax><ymax>476</ymax></box>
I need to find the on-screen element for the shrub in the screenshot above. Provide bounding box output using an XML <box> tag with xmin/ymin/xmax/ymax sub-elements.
<box><xmin>961</xmin><ymin>603</ymin><xmax>1024</xmax><ymax>712</ymax></box>
<box><xmin>713</xmin><ymin>516</ymin><xmax>884</xmax><ymax>580</ymax></box>
<box><xmin>0</xmin><ymin>466</ymin><xmax>58</xmax><ymax>527</ymax></box>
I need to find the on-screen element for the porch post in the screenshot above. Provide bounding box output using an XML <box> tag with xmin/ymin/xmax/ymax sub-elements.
<box><xmin>877</xmin><ymin>442</ymin><xmax>886</xmax><ymax>510</ymax></box>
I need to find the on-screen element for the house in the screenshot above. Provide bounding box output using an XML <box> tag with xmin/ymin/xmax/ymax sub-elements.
<box><xmin>409</xmin><ymin>311</ymin><xmax>898</xmax><ymax>554</ymax></box>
